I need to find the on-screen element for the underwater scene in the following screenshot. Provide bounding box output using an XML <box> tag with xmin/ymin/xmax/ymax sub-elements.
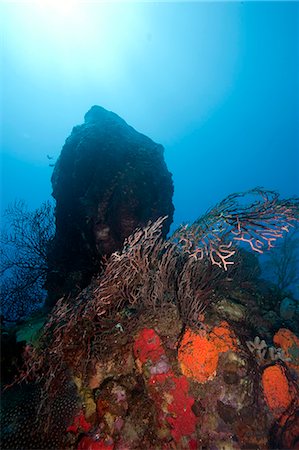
<box><xmin>1</xmin><ymin>2</ymin><xmax>299</xmax><ymax>449</ymax></box>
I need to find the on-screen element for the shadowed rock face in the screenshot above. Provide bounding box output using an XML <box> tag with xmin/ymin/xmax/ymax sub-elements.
<box><xmin>47</xmin><ymin>106</ymin><xmax>174</xmax><ymax>305</ymax></box>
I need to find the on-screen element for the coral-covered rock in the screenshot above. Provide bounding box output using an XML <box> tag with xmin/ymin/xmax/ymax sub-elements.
<box><xmin>47</xmin><ymin>106</ymin><xmax>174</xmax><ymax>304</ymax></box>
<box><xmin>213</xmin><ymin>299</ymin><xmax>247</xmax><ymax>322</ymax></box>
<box><xmin>96</xmin><ymin>381</ymin><xmax>129</xmax><ymax>436</ymax></box>
<box><xmin>148</xmin><ymin>372</ymin><xmax>197</xmax><ymax>446</ymax></box>
<box><xmin>88</xmin><ymin>346</ymin><xmax>134</xmax><ymax>390</ymax></box>
<box><xmin>73</xmin><ymin>376</ymin><xmax>97</xmax><ymax>422</ymax></box>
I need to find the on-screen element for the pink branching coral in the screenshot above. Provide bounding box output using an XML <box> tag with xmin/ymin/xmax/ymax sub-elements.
<box><xmin>171</xmin><ymin>188</ymin><xmax>299</xmax><ymax>270</ymax></box>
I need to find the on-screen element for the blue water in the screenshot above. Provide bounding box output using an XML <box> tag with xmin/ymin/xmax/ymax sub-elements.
<box><xmin>1</xmin><ymin>2</ymin><xmax>298</xmax><ymax>226</ymax></box>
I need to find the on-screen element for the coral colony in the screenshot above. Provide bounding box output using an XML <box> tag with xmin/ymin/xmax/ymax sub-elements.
<box><xmin>2</xmin><ymin>187</ymin><xmax>298</xmax><ymax>449</ymax></box>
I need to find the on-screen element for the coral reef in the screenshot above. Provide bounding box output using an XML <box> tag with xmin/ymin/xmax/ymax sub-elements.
<box><xmin>2</xmin><ymin>189</ymin><xmax>299</xmax><ymax>449</ymax></box>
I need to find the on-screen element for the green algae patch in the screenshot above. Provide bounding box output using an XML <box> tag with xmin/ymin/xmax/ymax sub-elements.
<box><xmin>16</xmin><ymin>313</ymin><xmax>47</xmax><ymax>345</ymax></box>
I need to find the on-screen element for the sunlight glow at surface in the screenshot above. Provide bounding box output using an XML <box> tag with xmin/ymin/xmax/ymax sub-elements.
<box><xmin>2</xmin><ymin>1</ymin><xmax>242</xmax><ymax>163</ymax></box>
<box><xmin>1</xmin><ymin>1</ymin><xmax>298</xmax><ymax>223</ymax></box>
<box><xmin>3</xmin><ymin>2</ymin><xmax>145</xmax><ymax>85</ymax></box>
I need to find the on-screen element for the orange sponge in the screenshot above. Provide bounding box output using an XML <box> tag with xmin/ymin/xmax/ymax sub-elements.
<box><xmin>262</xmin><ymin>365</ymin><xmax>294</xmax><ymax>419</ymax></box>
<box><xmin>273</xmin><ymin>328</ymin><xmax>299</xmax><ymax>375</ymax></box>
<box><xmin>178</xmin><ymin>321</ymin><xmax>237</xmax><ymax>383</ymax></box>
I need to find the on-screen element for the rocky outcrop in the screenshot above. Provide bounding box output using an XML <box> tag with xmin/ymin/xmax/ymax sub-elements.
<box><xmin>47</xmin><ymin>106</ymin><xmax>174</xmax><ymax>304</ymax></box>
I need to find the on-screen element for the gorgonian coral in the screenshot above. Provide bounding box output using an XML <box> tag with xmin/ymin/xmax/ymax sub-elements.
<box><xmin>171</xmin><ymin>188</ymin><xmax>299</xmax><ymax>270</ymax></box>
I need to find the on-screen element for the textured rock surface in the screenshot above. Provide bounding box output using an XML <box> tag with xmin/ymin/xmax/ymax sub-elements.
<box><xmin>47</xmin><ymin>106</ymin><xmax>174</xmax><ymax>304</ymax></box>
<box><xmin>0</xmin><ymin>381</ymin><xmax>80</xmax><ymax>450</ymax></box>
